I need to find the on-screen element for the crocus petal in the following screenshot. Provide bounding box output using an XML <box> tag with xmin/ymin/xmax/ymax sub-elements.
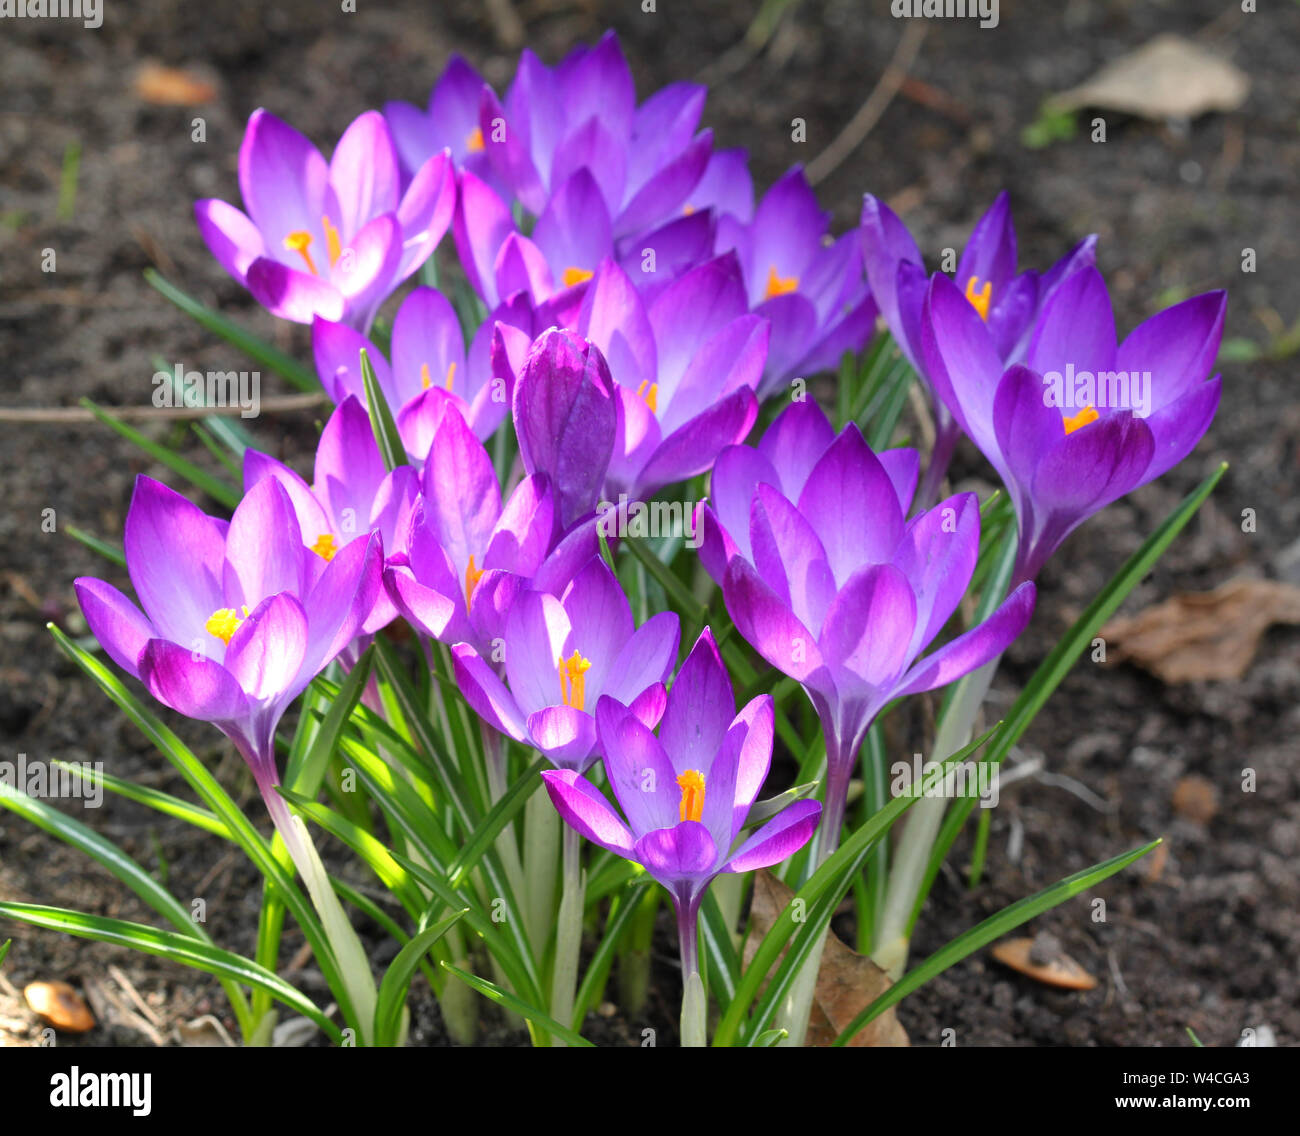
<box><xmin>657</xmin><ymin>627</ymin><xmax>734</xmax><ymax>771</ymax></box>
<box><xmin>992</xmin><ymin>363</ymin><xmax>1067</xmax><ymax>492</ymax></box>
<box><xmin>549</xmin><ymin>117</ymin><xmax>627</xmax><ymax>220</ymax></box>
<box><xmin>223</xmin><ymin>477</ymin><xmax>306</xmax><ymax>610</ymax></box>
<box><xmin>577</xmin><ymin>259</ymin><xmax>656</xmax><ymax>396</ymax></box>
<box><xmin>504</xmin><ymin>590</ymin><xmax>571</xmax><ymax>718</ymax></box>
<box><xmin>820</xmin><ymin>563</ymin><xmax>918</xmax><ymax>689</ymax></box>
<box><xmin>243</xmin><ymin>449</ymin><xmax>331</xmax><ymax>545</ymax></box>
<box><xmin>540</xmin><ymin>768</ymin><xmax>635</xmax><ymax>857</ymax></box>
<box><xmin>893</xmin><ymin>491</ymin><xmax>980</xmax><ymax>657</ymax></box>
<box><xmin>636</xmin><ymin>386</ymin><xmax>758</xmax><ymax>498</ymax></box>
<box><xmin>452</xmin><ymin>169</ymin><xmax>514</xmax><ymax>307</ymax></box>
<box><xmin>313</xmin><ymin>395</ymin><xmax>388</xmax><ymax>533</ymax></box>
<box><xmin>750</xmin><ymin>483</ymin><xmax>837</xmax><ymax>635</ymax></box>
<box><xmin>893</xmin><ymin>582</ymin><xmax>1035</xmax><ymax>698</ymax></box>
<box><xmin>246</xmin><ymin>256</ymin><xmax>344</xmax><ymax>324</ymax></box>
<box><xmin>395</xmin><ymin>149</ymin><xmax>456</xmax><ymax>279</ymax></box>
<box><xmin>328</xmin><ymin>110</ymin><xmax>400</xmax><ymax>242</ymax></box>
<box><xmin>1023</xmin><ymin>266</ymin><xmax>1116</xmax><ymax>376</ymax></box>
<box><xmin>311</xmin><ymin>317</ymin><xmax>390</xmax><ymax>404</ymax></box>
<box><xmin>423</xmin><ymin>403</ymin><xmax>502</xmax><ymax>575</ymax></box>
<box><xmin>494</xmin><ymin>233</ymin><xmax>555</xmax><ymax>305</ymax></box>
<box><xmin>301</xmin><ymin>532</ymin><xmax>382</xmax><ymax>671</ymax></box>
<box><xmin>224</xmin><ymin>592</ymin><xmax>308</xmax><ymax>702</ymax></box>
<box><xmin>601</xmin><ymin>611</ymin><xmax>681</xmax><ymax>709</ymax></box>
<box><xmin>194</xmin><ymin>199</ymin><xmax>264</xmax><ymax>285</ymax></box>
<box><xmin>723</xmin><ymin>799</ymin><xmax>822</xmax><ymax>873</ymax></box>
<box><xmin>140</xmin><ymin>639</ymin><xmax>249</xmax><ymax>724</ymax></box>
<box><xmin>634</xmin><ymin>821</ymin><xmax>718</xmax><ymax>881</ymax></box>
<box><xmin>595</xmin><ymin>695</ymin><xmax>680</xmax><ymax>836</ymax></box>
<box><xmin>532</xmin><ymin>168</ymin><xmax>613</xmax><ymax>281</ymax></box>
<box><xmin>955</xmin><ymin>190</ymin><xmax>1017</xmax><ymax>300</ymax></box>
<box><xmin>616</xmin><ymin>130</ymin><xmax>712</xmax><ymax>237</ymax></box>
<box><xmin>730</xmin><ymin>694</ymin><xmax>776</xmax><ymax>819</ymax></box>
<box><xmin>562</xmin><ymin>557</ymin><xmax>635</xmax><ymax>700</ymax></box>
<box><xmin>756</xmin><ymin>398</ymin><xmax>836</xmax><ymax>500</ymax></box>
<box><xmin>1117</xmin><ymin>290</ymin><xmax>1227</xmax><ymax>408</ymax></box>
<box><xmin>238</xmin><ymin>109</ymin><xmax>329</xmax><ymax>254</ymax></box>
<box><xmin>860</xmin><ymin>193</ymin><xmax>925</xmax><ymax>366</ymax></box>
<box><xmin>452</xmin><ymin>642</ymin><xmax>528</xmax><ymax>741</ymax></box>
<box><xmin>526</xmin><ymin>705</ymin><xmax>599</xmax><ymax>771</ymax></box>
<box><xmin>383</xmin><ymin>563</ymin><xmax>461</xmax><ymax>641</ymax></box>
<box><xmin>722</xmin><ymin>556</ymin><xmax>824</xmax><ymax>681</ymax></box>
<box><xmin>124</xmin><ymin>476</ymin><xmax>228</xmax><ymax>646</ymax></box>
<box><xmin>74</xmin><ymin>578</ymin><xmax>155</xmax><ymax>678</ymax></box>
<box><xmin>1141</xmin><ymin>376</ymin><xmax>1221</xmax><ymax>484</ymax></box>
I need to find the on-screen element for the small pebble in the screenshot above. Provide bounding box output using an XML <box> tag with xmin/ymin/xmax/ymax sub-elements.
<box><xmin>24</xmin><ymin>980</ymin><xmax>95</xmax><ymax>1033</ymax></box>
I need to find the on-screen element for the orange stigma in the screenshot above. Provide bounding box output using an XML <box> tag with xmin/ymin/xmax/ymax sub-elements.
<box><xmin>464</xmin><ymin>554</ymin><xmax>485</xmax><ymax>610</ymax></box>
<box><xmin>321</xmin><ymin>214</ymin><xmax>342</xmax><ymax>267</ymax></box>
<box><xmin>467</xmin><ymin>126</ymin><xmax>485</xmax><ymax>153</ymax></box>
<box><xmin>682</xmin><ymin>203</ymin><xmax>696</xmax><ymax>216</ymax></box>
<box><xmin>677</xmin><ymin>769</ymin><xmax>706</xmax><ymax>823</ymax></box>
<box><xmin>636</xmin><ymin>378</ymin><xmax>658</xmax><ymax>414</ymax></box>
<box><xmin>562</xmin><ymin>266</ymin><xmax>594</xmax><ymax>288</ymax></box>
<box><xmin>310</xmin><ymin>533</ymin><xmax>338</xmax><ymax>562</ymax></box>
<box><xmin>964</xmin><ymin>276</ymin><xmax>993</xmax><ymax>321</ymax></box>
<box><xmin>557</xmin><ymin>649</ymin><xmax>592</xmax><ymax>711</ymax></box>
<box><xmin>764</xmin><ymin>265</ymin><xmax>799</xmax><ymax>300</ymax></box>
<box><xmin>283</xmin><ymin>230</ymin><xmax>317</xmax><ymax>276</ymax></box>
<box><xmin>1062</xmin><ymin>405</ymin><xmax>1100</xmax><ymax>434</ymax></box>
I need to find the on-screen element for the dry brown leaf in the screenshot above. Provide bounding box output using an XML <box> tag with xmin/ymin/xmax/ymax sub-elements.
<box><xmin>1102</xmin><ymin>576</ymin><xmax>1300</xmax><ymax>683</ymax></box>
<box><xmin>990</xmin><ymin>935</ymin><xmax>1097</xmax><ymax>991</ymax></box>
<box><xmin>1049</xmin><ymin>34</ymin><xmax>1248</xmax><ymax>121</ymax></box>
<box><xmin>742</xmin><ymin>870</ymin><xmax>908</xmax><ymax>1047</ymax></box>
<box><xmin>133</xmin><ymin>62</ymin><xmax>217</xmax><ymax>106</ymax></box>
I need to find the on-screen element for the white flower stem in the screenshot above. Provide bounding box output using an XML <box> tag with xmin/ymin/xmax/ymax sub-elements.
<box><xmin>550</xmin><ymin>822</ymin><xmax>585</xmax><ymax>1045</ymax></box>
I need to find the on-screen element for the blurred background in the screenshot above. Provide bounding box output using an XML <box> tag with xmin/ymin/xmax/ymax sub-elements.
<box><xmin>1</xmin><ymin>0</ymin><xmax>1296</xmax><ymax>1046</ymax></box>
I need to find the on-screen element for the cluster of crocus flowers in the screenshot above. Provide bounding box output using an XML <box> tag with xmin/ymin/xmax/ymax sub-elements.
<box><xmin>62</xmin><ymin>27</ymin><xmax>1231</xmax><ymax>1048</ymax></box>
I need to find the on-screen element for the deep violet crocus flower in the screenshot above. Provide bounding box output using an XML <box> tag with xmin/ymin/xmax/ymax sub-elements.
<box><xmin>921</xmin><ymin>267</ymin><xmax>1226</xmax><ymax>586</ymax></box>
<box><xmin>476</xmin><ymin>31</ymin><xmax>714</xmax><ymax>239</ymax></box>
<box><xmin>860</xmin><ymin>190</ymin><xmax>1096</xmax><ymax>504</ymax></box>
<box><xmin>696</xmin><ymin>399</ymin><xmax>1035</xmax><ymax>852</ymax></box>
<box><xmin>451</xmin><ymin>556</ymin><xmax>680</xmax><ymax>773</ymax></box>
<box><xmin>313</xmin><ymin>285</ymin><xmax>516</xmax><ymax>445</ymax></box>
<box><xmin>383</xmin><ymin>400</ymin><xmax>594</xmax><ymax>657</ymax></box>
<box><xmin>73</xmin><ymin>476</ymin><xmax>382</xmax><ymax>791</ymax></box>
<box><xmin>719</xmin><ymin>166</ymin><xmax>877</xmax><ymax>396</ymax></box>
<box><xmin>243</xmin><ymin>395</ymin><xmax>419</xmax><ymax>639</ymax></box>
<box><xmin>541</xmin><ymin>627</ymin><xmax>821</xmax><ymax>1039</ymax></box>
<box><xmin>574</xmin><ymin>255</ymin><xmax>766</xmax><ymax>500</ymax></box>
<box><xmin>196</xmin><ymin>109</ymin><xmax>456</xmax><ymax>330</ymax></box>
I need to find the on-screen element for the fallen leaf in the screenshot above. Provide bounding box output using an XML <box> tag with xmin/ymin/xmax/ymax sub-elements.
<box><xmin>742</xmin><ymin>871</ymin><xmax>908</xmax><ymax>1047</ymax></box>
<box><xmin>24</xmin><ymin>980</ymin><xmax>95</xmax><ymax>1033</ymax></box>
<box><xmin>1048</xmin><ymin>34</ymin><xmax>1248</xmax><ymax>121</ymax></box>
<box><xmin>174</xmin><ymin>1014</ymin><xmax>236</xmax><ymax>1047</ymax></box>
<box><xmin>133</xmin><ymin>62</ymin><xmax>217</xmax><ymax>106</ymax></box>
<box><xmin>991</xmin><ymin>935</ymin><xmax>1097</xmax><ymax>991</ymax></box>
<box><xmin>1102</xmin><ymin>576</ymin><xmax>1300</xmax><ymax>682</ymax></box>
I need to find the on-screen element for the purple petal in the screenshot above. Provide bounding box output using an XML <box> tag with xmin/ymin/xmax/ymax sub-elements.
<box><xmin>328</xmin><ymin>110</ymin><xmax>400</xmax><ymax>243</ymax></box>
<box><xmin>601</xmin><ymin>611</ymin><xmax>681</xmax><ymax>709</ymax></box>
<box><xmin>246</xmin><ymin>257</ymin><xmax>344</xmax><ymax>324</ymax></box>
<box><xmin>194</xmin><ymin>199</ymin><xmax>264</xmax><ymax>285</ymax></box>
<box><xmin>756</xmin><ymin>397</ymin><xmax>836</xmax><ymax>500</ymax></box>
<box><xmin>140</xmin><ymin>640</ymin><xmax>249</xmax><ymax>724</ymax></box>
<box><xmin>595</xmin><ymin>695</ymin><xmax>679</xmax><ymax>837</ymax></box>
<box><xmin>224</xmin><ymin>592</ymin><xmax>308</xmax><ymax>701</ymax></box>
<box><xmin>1022</xmin><ymin>266</ymin><xmax>1116</xmax><ymax>376</ymax></box>
<box><xmin>820</xmin><ymin>562</ymin><xmax>918</xmax><ymax>689</ymax></box>
<box><xmin>74</xmin><ymin>578</ymin><xmax>155</xmax><ymax>678</ymax></box>
<box><xmin>1118</xmin><ymin>290</ymin><xmax>1227</xmax><ymax>407</ymax></box>
<box><xmin>452</xmin><ymin>642</ymin><xmax>528</xmax><ymax>741</ymax></box>
<box><xmin>452</xmin><ymin>169</ymin><xmax>515</xmax><ymax>307</ymax></box>
<box><xmin>311</xmin><ymin>317</ymin><xmax>389</xmax><ymax>404</ymax></box>
<box><xmin>634</xmin><ymin>821</ymin><xmax>719</xmax><ymax>882</ymax></box>
<box><xmin>237</xmin><ymin>109</ymin><xmax>329</xmax><ymax>255</ymax></box>
<box><xmin>526</xmin><ymin>705</ymin><xmax>599</xmax><ymax>771</ymax></box>
<box><xmin>723</xmin><ymin>799</ymin><xmax>822</xmax><ymax>873</ymax></box>
<box><xmin>540</xmin><ymin>768</ymin><xmax>635</xmax><ymax>857</ymax></box>
<box><xmin>893</xmin><ymin>491</ymin><xmax>980</xmax><ymax>658</ymax></box>
<box><xmin>722</xmin><ymin>556</ymin><xmax>824</xmax><ymax>681</ymax></box>
<box><xmin>657</xmin><ymin>627</ymin><xmax>734</xmax><ymax>773</ymax></box>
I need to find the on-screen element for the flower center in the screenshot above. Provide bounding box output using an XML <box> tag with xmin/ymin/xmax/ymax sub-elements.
<box><xmin>311</xmin><ymin>532</ymin><xmax>338</xmax><ymax>561</ymax></box>
<box><xmin>421</xmin><ymin>361</ymin><xmax>456</xmax><ymax>392</ymax></box>
<box><xmin>321</xmin><ymin>214</ymin><xmax>342</xmax><ymax>267</ymax></box>
<box><xmin>1062</xmin><ymin>405</ymin><xmax>1100</xmax><ymax>434</ymax></box>
<box><xmin>205</xmin><ymin>605</ymin><xmax>250</xmax><ymax>645</ymax></box>
<box><xmin>466</xmin><ymin>126</ymin><xmax>485</xmax><ymax>153</ymax></box>
<box><xmin>677</xmin><ymin>769</ymin><xmax>706</xmax><ymax>823</ymax></box>
<box><xmin>283</xmin><ymin>230</ymin><xmax>317</xmax><ymax>276</ymax></box>
<box><xmin>964</xmin><ymin>275</ymin><xmax>993</xmax><ymax>321</ymax></box>
<box><xmin>557</xmin><ymin>649</ymin><xmax>592</xmax><ymax>711</ymax></box>
<box><xmin>562</xmin><ymin>266</ymin><xmax>594</xmax><ymax>288</ymax></box>
<box><xmin>636</xmin><ymin>378</ymin><xmax>658</xmax><ymax>414</ymax></box>
<box><xmin>764</xmin><ymin>265</ymin><xmax>799</xmax><ymax>300</ymax></box>
<box><xmin>464</xmin><ymin>553</ymin><xmax>485</xmax><ymax>610</ymax></box>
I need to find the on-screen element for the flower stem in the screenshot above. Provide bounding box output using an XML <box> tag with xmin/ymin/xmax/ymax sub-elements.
<box><xmin>676</xmin><ymin>895</ymin><xmax>706</xmax><ymax>1047</ymax></box>
<box><xmin>550</xmin><ymin>822</ymin><xmax>585</xmax><ymax>1044</ymax></box>
<box><xmin>524</xmin><ymin>788</ymin><xmax>560</xmax><ymax>957</ymax></box>
<box><xmin>871</xmin><ymin>657</ymin><xmax>999</xmax><ymax>978</ymax></box>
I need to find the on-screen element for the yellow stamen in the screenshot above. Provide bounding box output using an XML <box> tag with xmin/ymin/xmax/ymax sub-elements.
<box><xmin>557</xmin><ymin>649</ymin><xmax>593</xmax><ymax>712</ymax></box>
<box><xmin>764</xmin><ymin>265</ymin><xmax>799</xmax><ymax>300</ymax></box>
<box><xmin>682</xmin><ymin>203</ymin><xmax>696</xmax><ymax>216</ymax></box>
<box><xmin>677</xmin><ymin>769</ymin><xmax>706</xmax><ymax>823</ymax></box>
<box><xmin>421</xmin><ymin>361</ymin><xmax>457</xmax><ymax>392</ymax></box>
<box><xmin>1062</xmin><ymin>404</ymin><xmax>1100</xmax><ymax>434</ymax></box>
<box><xmin>636</xmin><ymin>378</ymin><xmax>658</xmax><ymax>414</ymax></box>
<box><xmin>445</xmin><ymin>360</ymin><xmax>456</xmax><ymax>392</ymax></box>
<box><xmin>321</xmin><ymin>214</ymin><xmax>342</xmax><ymax>267</ymax></box>
<box><xmin>204</xmin><ymin>605</ymin><xmax>250</xmax><ymax>645</ymax></box>
<box><xmin>283</xmin><ymin>230</ymin><xmax>317</xmax><ymax>276</ymax></box>
<box><xmin>465</xmin><ymin>554</ymin><xmax>485</xmax><ymax>610</ymax></box>
<box><xmin>311</xmin><ymin>533</ymin><xmax>338</xmax><ymax>562</ymax></box>
<box><xmin>964</xmin><ymin>276</ymin><xmax>993</xmax><ymax>321</ymax></box>
<box><xmin>562</xmin><ymin>266</ymin><xmax>594</xmax><ymax>288</ymax></box>
<box><xmin>466</xmin><ymin>126</ymin><xmax>485</xmax><ymax>153</ymax></box>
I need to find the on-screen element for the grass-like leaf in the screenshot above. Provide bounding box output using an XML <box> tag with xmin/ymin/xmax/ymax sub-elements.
<box><xmin>442</xmin><ymin>962</ymin><xmax>594</xmax><ymax>1048</ymax></box>
<box><xmin>373</xmin><ymin>908</ymin><xmax>469</xmax><ymax>1047</ymax></box>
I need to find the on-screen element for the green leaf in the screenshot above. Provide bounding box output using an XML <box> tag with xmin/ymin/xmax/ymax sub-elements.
<box><xmin>360</xmin><ymin>348</ymin><xmax>406</xmax><ymax>471</ymax></box>
<box><xmin>698</xmin><ymin>888</ymin><xmax>741</xmax><ymax>1010</ymax></box>
<box><xmin>373</xmin><ymin>908</ymin><xmax>469</xmax><ymax>1046</ymax></box>
<box><xmin>832</xmin><ymin>839</ymin><xmax>1161</xmax><ymax>1045</ymax></box>
<box><xmin>0</xmin><ymin>902</ymin><xmax>340</xmax><ymax>1043</ymax></box>
<box><xmin>65</xmin><ymin>525</ymin><xmax>126</xmax><ymax>568</ymax></box>
<box><xmin>442</xmin><ymin>962</ymin><xmax>594</xmax><ymax>1048</ymax></box>
<box><xmin>447</xmin><ymin>758</ymin><xmax>546</xmax><ymax>887</ymax></box>
<box><xmin>572</xmin><ymin>878</ymin><xmax>652</xmax><ymax>1027</ymax></box>
<box><xmin>753</xmin><ymin>1028</ymin><xmax>788</xmax><ymax>1046</ymax></box>
<box><xmin>80</xmin><ymin>398</ymin><xmax>240</xmax><ymax>509</ymax></box>
<box><xmin>1186</xmin><ymin>1027</ymin><xmax>1204</xmax><ymax>1047</ymax></box>
<box><xmin>51</xmin><ymin>759</ymin><xmax>226</xmax><ymax>838</ymax></box>
<box><xmin>144</xmin><ymin>269</ymin><xmax>318</xmax><ymax>392</ymax></box>
<box><xmin>0</xmin><ymin>939</ymin><xmax>10</xmax><ymax>967</ymax></box>
<box><xmin>286</xmin><ymin>647</ymin><xmax>373</xmax><ymax>796</ymax></box>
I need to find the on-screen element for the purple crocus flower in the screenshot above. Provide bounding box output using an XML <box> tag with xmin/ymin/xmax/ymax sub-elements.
<box><xmin>921</xmin><ymin>266</ymin><xmax>1226</xmax><ymax>586</ymax></box>
<box><xmin>195</xmin><ymin>109</ymin><xmax>456</xmax><ymax>330</ymax></box>
<box><xmin>697</xmin><ymin>399</ymin><xmax>1035</xmax><ymax>850</ymax></box>
<box><xmin>719</xmin><ymin>167</ymin><xmax>877</xmax><ymax>396</ymax></box>
<box><xmin>451</xmin><ymin>556</ymin><xmax>680</xmax><ymax>773</ymax></box>
<box><xmin>575</xmin><ymin>255</ymin><xmax>766</xmax><ymax>500</ymax></box>
<box><xmin>476</xmin><ymin>31</ymin><xmax>714</xmax><ymax>239</ymax></box>
<box><xmin>541</xmin><ymin>628</ymin><xmax>822</xmax><ymax>966</ymax></box>
<box><xmin>860</xmin><ymin>190</ymin><xmax>1096</xmax><ymax>504</ymax></box>
<box><xmin>313</xmin><ymin>285</ymin><xmax>516</xmax><ymax>445</ymax></box>
<box><xmin>73</xmin><ymin>476</ymin><xmax>382</xmax><ymax>794</ymax></box>
<box><xmin>383</xmin><ymin>401</ymin><xmax>591</xmax><ymax>656</ymax></box>
<box><xmin>243</xmin><ymin>395</ymin><xmax>418</xmax><ymax>637</ymax></box>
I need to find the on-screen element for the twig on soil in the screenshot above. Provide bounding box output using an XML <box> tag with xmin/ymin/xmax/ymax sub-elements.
<box><xmin>108</xmin><ymin>963</ymin><xmax>164</xmax><ymax>1028</ymax></box>
<box><xmin>806</xmin><ymin>22</ymin><xmax>928</xmax><ymax>186</ymax></box>
<box><xmin>0</xmin><ymin>394</ymin><xmax>327</xmax><ymax>423</ymax></box>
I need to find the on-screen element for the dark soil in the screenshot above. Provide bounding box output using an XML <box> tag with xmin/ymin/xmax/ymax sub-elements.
<box><xmin>2</xmin><ymin>0</ymin><xmax>1296</xmax><ymax>1047</ymax></box>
